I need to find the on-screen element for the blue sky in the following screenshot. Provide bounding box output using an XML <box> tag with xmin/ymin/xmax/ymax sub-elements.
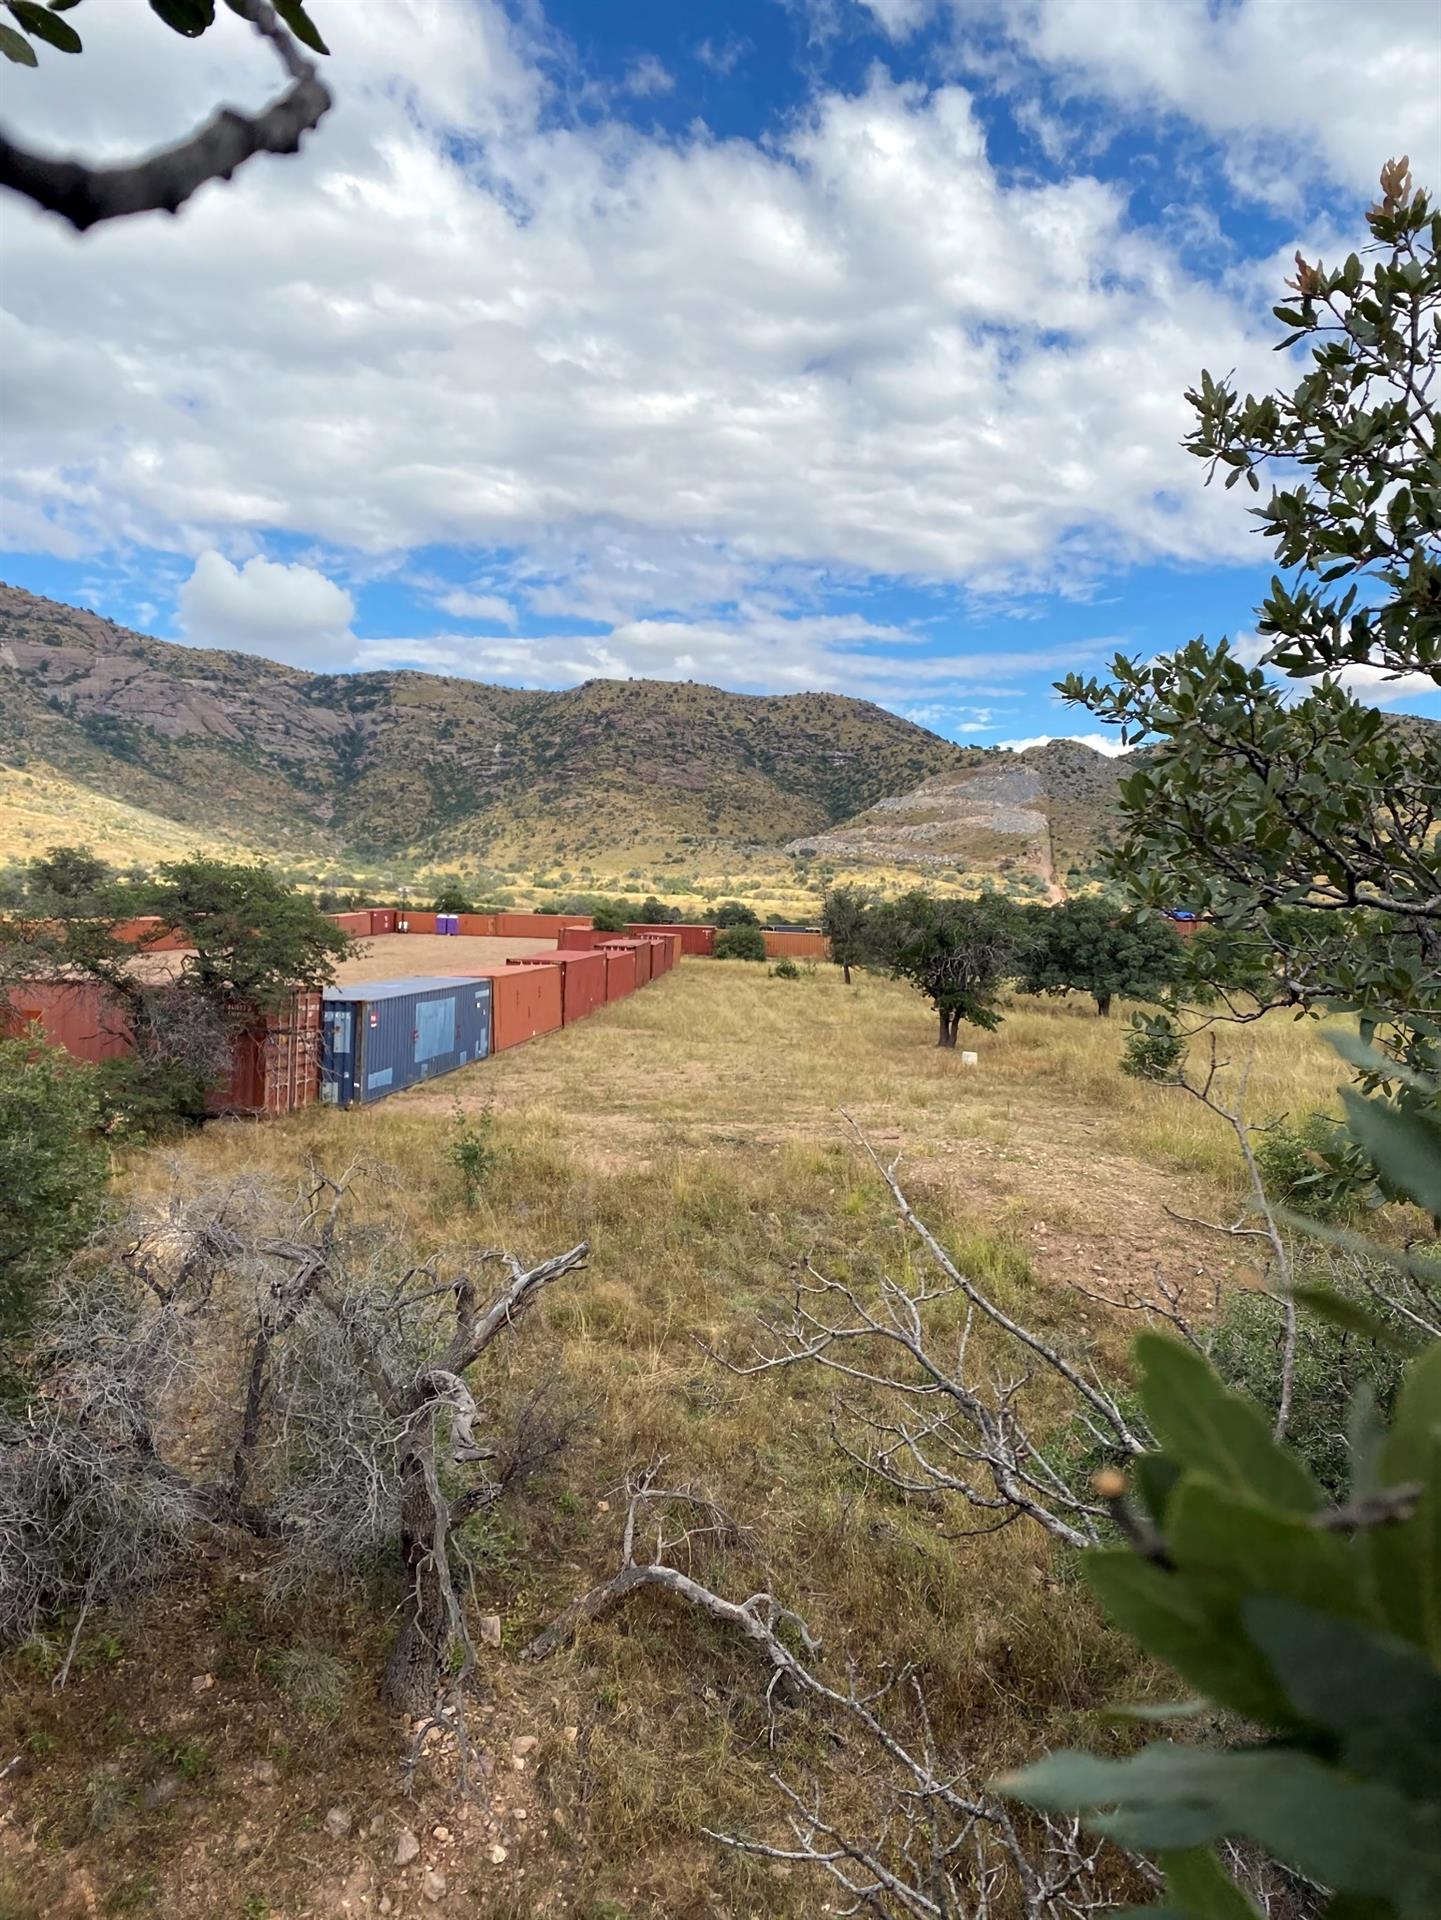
<box><xmin>2</xmin><ymin>0</ymin><xmax>1438</xmax><ymax>748</ymax></box>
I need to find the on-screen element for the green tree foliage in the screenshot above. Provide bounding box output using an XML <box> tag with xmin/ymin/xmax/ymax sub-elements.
<box><xmin>869</xmin><ymin>891</ymin><xmax>1033</xmax><ymax>1046</ymax></box>
<box><xmin>1019</xmin><ymin>898</ymin><xmax>1184</xmax><ymax>1016</ymax></box>
<box><xmin>590</xmin><ymin>899</ymin><xmax>629</xmax><ymax>934</ymax></box>
<box><xmin>430</xmin><ymin>882</ymin><xmax>473</xmax><ymax>916</ymax></box>
<box><xmin>23</xmin><ymin>844</ymin><xmax>118</xmax><ymax>915</ymax></box>
<box><xmin>1119</xmin><ymin>1012</ymin><xmax>1188</xmax><ymax>1081</ymax></box>
<box><xmin>1061</xmin><ymin>160</ymin><xmax>1440</xmax><ymax>1095</ymax></box>
<box><xmin>151</xmin><ymin>859</ymin><xmax>351</xmax><ymax>1011</ymax></box>
<box><xmin>714</xmin><ymin>901</ymin><xmax>761</xmax><ymax>929</ymax></box>
<box><xmin>0</xmin><ymin>1033</ymin><xmax>105</xmax><ymax>1358</ymax></box>
<box><xmin>1007</xmin><ymin>1083</ymin><xmax>1441</xmax><ymax>1919</ymax></box>
<box><xmin>0</xmin><ymin>0</ymin><xmax>327</xmax><ymax>66</ymax></box>
<box><xmin>714</xmin><ymin>925</ymin><xmax>767</xmax><ymax>961</ymax></box>
<box><xmin>631</xmin><ymin>896</ymin><xmax>682</xmax><ymax>924</ymax></box>
<box><xmin>820</xmin><ymin>883</ymin><xmax>877</xmax><ymax>986</ymax></box>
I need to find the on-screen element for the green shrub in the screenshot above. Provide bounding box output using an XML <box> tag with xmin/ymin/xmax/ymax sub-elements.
<box><xmin>446</xmin><ymin>1105</ymin><xmax>499</xmax><ymax>1208</ymax></box>
<box><xmin>714</xmin><ymin>901</ymin><xmax>761</xmax><ymax>928</ymax></box>
<box><xmin>715</xmin><ymin>926</ymin><xmax>767</xmax><ymax>962</ymax></box>
<box><xmin>1120</xmin><ymin>1012</ymin><xmax>1186</xmax><ymax>1081</ymax></box>
<box><xmin>93</xmin><ymin>1055</ymin><xmax>209</xmax><ymax>1137</ymax></box>
<box><xmin>1252</xmin><ymin>1111</ymin><xmax>1362</xmax><ymax>1223</ymax></box>
<box><xmin>771</xmin><ymin>956</ymin><xmax>801</xmax><ymax>980</ymax></box>
<box><xmin>0</xmin><ymin>1035</ymin><xmax>106</xmax><ymax>1354</ymax></box>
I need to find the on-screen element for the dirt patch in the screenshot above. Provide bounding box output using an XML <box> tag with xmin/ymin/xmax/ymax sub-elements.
<box><xmin>332</xmin><ymin>933</ymin><xmax>557</xmax><ymax>985</ymax></box>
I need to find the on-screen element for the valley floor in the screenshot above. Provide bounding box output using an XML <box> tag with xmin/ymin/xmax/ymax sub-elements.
<box><xmin>0</xmin><ymin>963</ymin><xmax>1350</xmax><ymax>1920</ymax></box>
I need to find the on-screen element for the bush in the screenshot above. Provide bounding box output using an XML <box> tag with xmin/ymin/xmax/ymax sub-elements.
<box><xmin>431</xmin><ymin>882</ymin><xmax>473</xmax><ymax>915</ymax></box>
<box><xmin>715</xmin><ymin>926</ymin><xmax>767</xmax><ymax>961</ymax></box>
<box><xmin>771</xmin><ymin>956</ymin><xmax>801</xmax><ymax>980</ymax></box>
<box><xmin>1119</xmin><ymin>1012</ymin><xmax>1186</xmax><ymax>1081</ymax></box>
<box><xmin>0</xmin><ymin>1035</ymin><xmax>106</xmax><ymax>1354</ymax></box>
<box><xmin>446</xmin><ymin>1105</ymin><xmax>499</xmax><ymax>1208</ymax></box>
<box><xmin>1209</xmin><ymin>1261</ymin><xmax>1411</xmax><ymax>1497</ymax></box>
<box><xmin>714</xmin><ymin>901</ymin><xmax>761</xmax><ymax>928</ymax></box>
<box><xmin>1252</xmin><ymin>1110</ymin><xmax>1362</xmax><ymax>1223</ymax></box>
<box><xmin>93</xmin><ymin>1054</ymin><xmax>210</xmax><ymax>1137</ymax></box>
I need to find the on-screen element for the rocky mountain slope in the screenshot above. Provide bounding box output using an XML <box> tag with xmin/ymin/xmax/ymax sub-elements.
<box><xmin>788</xmin><ymin>737</ymin><xmax>1129</xmax><ymax>889</ymax></box>
<box><xmin>0</xmin><ymin>584</ymin><xmax>968</xmax><ymax>867</ymax></box>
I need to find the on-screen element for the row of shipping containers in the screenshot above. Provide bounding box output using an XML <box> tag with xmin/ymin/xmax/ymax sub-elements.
<box><xmin>315</xmin><ymin>929</ymin><xmax>683</xmax><ymax>1107</ymax></box>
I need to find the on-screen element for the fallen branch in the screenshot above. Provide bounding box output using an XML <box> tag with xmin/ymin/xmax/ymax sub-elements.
<box><xmin>0</xmin><ymin>1</ymin><xmax>332</xmax><ymax>233</ymax></box>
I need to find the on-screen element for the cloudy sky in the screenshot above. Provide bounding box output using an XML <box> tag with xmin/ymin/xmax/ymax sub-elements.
<box><xmin>2</xmin><ymin>0</ymin><xmax>1438</xmax><ymax>751</ymax></box>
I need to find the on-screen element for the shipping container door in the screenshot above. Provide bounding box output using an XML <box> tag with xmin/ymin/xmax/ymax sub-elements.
<box><xmin>322</xmin><ymin>1003</ymin><xmax>358</xmax><ymax>1106</ymax></box>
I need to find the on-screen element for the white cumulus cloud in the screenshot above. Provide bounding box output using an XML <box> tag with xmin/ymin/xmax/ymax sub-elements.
<box><xmin>997</xmin><ymin>732</ymin><xmax>1131</xmax><ymax>756</ymax></box>
<box><xmin>178</xmin><ymin>551</ymin><xmax>356</xmax><ymax>667</ymax></box>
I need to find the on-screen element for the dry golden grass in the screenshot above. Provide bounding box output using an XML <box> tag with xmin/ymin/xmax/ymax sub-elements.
<box><xmin>2</xmin><ymin>964</ymin><xmax>1355</xmax><ymax>1918</ymax></box>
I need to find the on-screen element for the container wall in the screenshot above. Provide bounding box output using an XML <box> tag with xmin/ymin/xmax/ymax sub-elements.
<box><xmin>600</xmin><ymin>949</ymin><xmax>638</xmax><ymax>1000</ymax></box>
<box><xmin>762</xmin><ymin>929</ymin><xmax>831</xmax><ymax>960</ymax></box>
<box><xmin>557</xmin><ymin>926</ymin><xmax>598</xmax><ymax>951</ymax></box>
<box><xmin>506</xmin><ymin>951</ymin><xmax>607</xmax><ymax>1025</ymax></box>
<box><xmin>399</xmin><ymin>910</ymin><xmax>437</xmax><ymax>935</ymax></box>
<box><xmin>462</xmin><ymin>966</ymin><xmax>564</xmax><ymax>1050</ymax></box>
<box><xmin>492</xmin><ymin>913</ymin><xmax>590</xmax><ymax>940</ymax></box>
<box><xmin>330</xmin><ymin>911</ymin><xmax>374</xmax><ymax>937</ymax></box>
<box><xmin>625</xmin><ymin>923</ymin><xmax>705</xmax><ymax>957</ymax></box>
<box><xmin>458</xmin><ymin>913</ymin><xmax>499</xmax><ymax>938</ymax></box>
<box><xmin>109</xmin><ymin>915</ymin><xmax>191</xmax><ymax>952</ymax></box>
<box><xmin>1</xmin><ymin>981</ymin><xmax>135</xmax><ymax>1062</ymax></box>
<box><xmin>370</xmin><ymin>910</ymin><xmax>398</xmax><ymax>936</ymax></box>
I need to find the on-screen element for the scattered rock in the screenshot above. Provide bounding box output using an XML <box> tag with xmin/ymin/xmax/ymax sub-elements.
<box><xmin>394</xmin><ymin>1826</ymin><xmax>421</xmax><ymax>1866</ymax></box>
<box><xmin>421</xmin><ymin>1866</ymin><xmax>448</xmax><ymax>1902</ymax></box>
<box><xmin>511</xmin><ymin>1735</ymin><xmax>539</xmax><ymax>1759</ymax></box>
<box><xmin>189</xmin><ymin>1673</ymin><xmax>215</xmax><ymax>1694</ymax></box>
<box><xmin>432</xmin><ymin>1823</ymin><xmax>451</xmax><ymax>1843</ymax></box>
<box><xmin>478</xmin><ymin>1614</ymin><xmax>503</xmax><ymax>1650</ymax></box>
<box><xmin>379</xmin><ymin>1899</ymin><xmax>393</xmax><ymax>1917</ymax></box>
<box><xmin>487</xmin><ymin>1843</ymin><xmax>508</xmax><ymax>1866</ymax></box>
<box><xmin>563</xmin><ymin>1726</ymin><xmax>578</xmax><ymax>1743</ymax></box>
<box><xmin>251</xmin><ymin>1758</ymin><xmax>278</xmax><ymax>1786</ymax></box>
<box><xmin>324</xmin><ymin>1805</ymin><xmax>353</xmax><ymax>1839</ymax></box>
<box><xmin>141</xmin><ymin>1773</ymin><xmax>181</xmax><ymax>1811</ymax></box>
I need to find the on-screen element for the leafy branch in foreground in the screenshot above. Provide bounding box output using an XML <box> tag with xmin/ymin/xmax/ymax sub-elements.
<box><xmin>0</xmin><ymin>1</ymin><xmax>331</xmax><ymax>232</ymax></box>
<box><xmin>1062</xmin><ymin>159</ymin><xmax>1440</xmax><ymax>1096</ymax></box>
<box><xmin>1006</xmin><ymin>1085</ymin><xmax>1441</xmax><ymax>1920</ymax></box>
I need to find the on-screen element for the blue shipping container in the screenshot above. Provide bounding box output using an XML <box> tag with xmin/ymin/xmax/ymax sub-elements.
<box><xmin>321</xmin><ymin>976</ymin><xmax>492</xmax><ymax>1108</ymax></box>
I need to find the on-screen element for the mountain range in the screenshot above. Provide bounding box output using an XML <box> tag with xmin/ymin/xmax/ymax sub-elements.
<box><xmin>0</xmin><ymin>583</ymin><xmax>1130</xmax><ymax>884</ymax></box>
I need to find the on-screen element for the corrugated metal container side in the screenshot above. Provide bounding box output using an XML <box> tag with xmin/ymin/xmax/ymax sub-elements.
<box><xmin>505</xmin><ymin>951</ymin><xmax>607</xmax><ymax>1025</ymax></box>
<box><xmin>329</xmin><ymin>911</ymin><xmax>373</xmax><ymax>937</ymax></box>
<box><xmin>762</xmin><ymin>930</ymin><xmax>831</xmax><ymax>960</ymax></box>
<box><xmin>599</xmin><ymin>948</ymin><xmax>638</xmax><ymax>1000</ymax></box>
<box><xmin>321</xmin><ymin>976</ymin><xmax>492</xmax><ymax>1107</ymax></box>
<box><xmin>398</xmin><ymin>910</ymin><xmax>437</xmax><ymax>935</ymax></box>
<box><xmin>370</xmin><ymin>909</ymin><xmax>398</xmax><ymax>935</ymax></box>
<box><xmin>557</xmin><ymin>926</ymin><xmax>598</xmax><ymax>951</ymax></box>
<box><xmin>457</xmin><ymin>913</ymin><xmax>498</xmax><ymax>937</ymax></box>
<box><xmin>623</xmin><ymin>924</ymin><xmax>692</xmax><ymax>960</ymax></box>
<box><xmin>647</xmin><ymin>931</ymin><xmax>682</xmax><ymax>971</ymax></box>
<box><xmin>671</xmin><ymin>924</ymin><xmax>717</xmax><ymax>957</ymax></box>
<box><xmin>1</xmin><ymin>981</ymin><xmax>134</xmax><ymax>1062</ymax></box>
<box><xmin>460</xmin><ymin>965</ymin><xmax>564</xmax><ymax>1050</ymax></box>
<box><xmin>218</xmin><ymin>990</ymin><xmax>323</xmax><ymax>1115</ymax></box>
<box><xmin>630</xmin><ymin>933</ymin><xmax>671</xmax><ymax>976</ymax></box>
<box><xmin>492</xmin><ymin>912</ymin><xmax>592</xmax><ymax>939</ymax></box>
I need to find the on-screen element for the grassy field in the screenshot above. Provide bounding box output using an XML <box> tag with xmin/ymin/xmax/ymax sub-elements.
<box><xmin>0</xmin><ymin>964</ymin><xmax>1355</xmax><ymax>1920</ymax></box>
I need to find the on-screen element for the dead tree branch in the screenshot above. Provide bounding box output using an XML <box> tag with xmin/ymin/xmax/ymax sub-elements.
<box><xmin>0</xmin><ymin>1</ymin><xmax>332</xmax><ymax>234</ymax></box>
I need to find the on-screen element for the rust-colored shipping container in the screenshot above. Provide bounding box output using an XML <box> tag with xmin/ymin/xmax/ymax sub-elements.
<box><xmin>624</xmin><ymin>923</ymin><xmax>696</xmax><ymax>960</ymax></box>
<box><xmin>598</xmin><ymin>937</ymin><xmax>653</xmax><ymax>986</ymax></box>
<box><xmin>329</xmin><ymin>911</ymin><xmax>373</xmax><ymax>938</ymax></box>
<box><xmin>557</xmin><ymin>926</ymin><xmax>598</xmax><ymax>951</ymax></box>
<box><xmin>398</xmin><ymin>910</ymin><xmax>437</xmax><ymax>935</ymax></box>
<box><xmin>457</xmin><ymin>913</ymin><xmax>499</xmax><ymax>937</ymax></box>
<box><xmin>461</xmin><ymin>965</ymin><xmax>564</xmax><ymax>1050</ymax></box>
<box><xmin>628</xmin><ymin>932</ymin><xmax>675</xmax><ymax>975</ymax></box>
<box><xmin>1</xmin><ymin>981</ymin><xmax>133</xmax><ymax>1061</ymax></box>
<box><xmin>491</xmin><ymin>912</ymin><xmax>590</xmax><ymax>940</ymax></box>
<box><xmin>218</xmin><ymin>991</ymin><xmax>323</xmax><ymax>1115</ymax></box>
<box><xmin>370</xmin><ymin>909</ymin><xmax>398</xmax><ymax>936</ymax></box>
<box><xmin>598</xmin><ymin>948</ymin><xmax>638</xmax><ymax>1000</ymax></box>
<box><xmin>507</xmin><ymin>950</ymin><xmax>607</xmax><ymax>1025</ymax></box>
<box><xmin>762</xmin><ymin>929</ymin><xmax>831</xmax><ymax>961</ymax></box>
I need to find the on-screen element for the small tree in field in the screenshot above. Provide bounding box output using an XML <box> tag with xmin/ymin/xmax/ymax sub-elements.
<box><xmin>152</xmin><ymin>859</ymin><xmax>352</xmax><ymax>1010</ymax></box>
<box><xmin>820</xmin><ymin>883</ymin><xmax>877</xmax><ymax>985</ymax></box>
<box><xmin>870</xmin><ymin>890</ymin><xmax>1032</xmax><ymax>1046</ymax></box>
<box><xmin>715</xmin><ymin>925</ymin><xmax>767</xmax><ymax>961</ymax></box>
<box><xmin>1019</xmin><ymin>898</ymin><xmax>1184</xmax><ymax>1016</ymax></box>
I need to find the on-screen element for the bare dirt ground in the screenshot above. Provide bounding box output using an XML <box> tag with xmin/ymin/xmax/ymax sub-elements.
<box><xmin>331</xmin><ymin>932</ymin><xmax>557</xmax><ymax>984</ymax></box>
